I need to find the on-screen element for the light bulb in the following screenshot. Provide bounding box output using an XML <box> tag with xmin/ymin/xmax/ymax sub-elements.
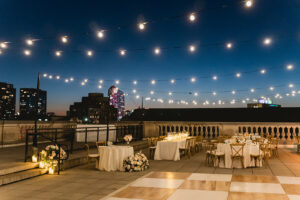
<box><xmin>24</xmin><ymin>50</ymin><xmax>31</xmax><ymax>56</ymax></box>
<box><xmin>226</xmin><ymin>42</ymin><xmax>233</xmax><ymax>49</ymax></box>
<box><xmin>286</xmin><ymin>64</ymin><xmax>294</xmax><ymax>70</ymax></box>
<box><xmin>245</xmin><ymin>0</ymin><xmax>253</xmax><ymax>8</ymax></box>
<box><xmin>26</xmin><ymin>39</ymin><xmax>34</xmax><ymax>46</ymax></box>
<box><xmin>170</xmin><ymin>79</ymin><xmax>175</xmax><ymax>84</ymax></box>
<box><xmin>86</xmin><ymin>50</ymin><xmax>93</xmax><ymax>57</ymax></box>
<box><xmin>154</xmin><ymin>48</ymin><xmax>160</xmax><ymax>55</ymax></box>
<box><xmin>189</xmin><ymin>45</ymin><xmax>196</xmax><ymax>52</ymax></box>
<box><xmin>138</xmin><ymin>23</ymin><xmax>146</xmax><ymax>30</ymax></box>
<box><xmin>61</xmin><ymin>36</ymin><xmax>68</xmax><ymax>43</ymax></box>
<box><xmin>263</xmin><ymin>37</ymin><xmax>272</xmax><ymax>46</ymax></box>
<box><xmin>151</xmin><ymin>80</ymin><xmax>156</xmax><ymax>85</ymax></box>
<box><xmin>236</xmin><ymin>73</ymin><xmax>241</xmax><ymax>78</ymax></box>
<box><xmin>55</xmin><ymin>51</ymin><xmax>62</xmax><ymax>57</ymax></box>
<box><xmin>190</xmin><ymin>77</ymin><xmax>196</xmax><ymax>82</ymax></box>
<box><xmin>120</xmin><ymin>50</ymin><xmax>126</xmax><ymax>56</ymax></box>
<box><xmin>97</xmin><ymin>31</ymin><xmax>104</xmax><ymax>38</ymax></box>
<box><xmin>189</xmin><ymin>13</ymin><xmax>196</xmax><ymax>22</ymax></box>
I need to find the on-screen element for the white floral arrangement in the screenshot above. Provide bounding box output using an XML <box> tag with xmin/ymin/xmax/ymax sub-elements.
<box><xmin>123</xmin><ymin>152</ymin><xmax>149</xmax><ymax>172</ymax></box>
<box><xmin>123</xmin><ymin>134</ymin><xmax>133</xmax><ymax>143</ymax></box>
<box><xmin>39</xmin><ymin>145</ymin><xmax>67</xmax><ymax>169</ymax></box>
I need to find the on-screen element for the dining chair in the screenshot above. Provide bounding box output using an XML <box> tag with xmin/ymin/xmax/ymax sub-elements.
<box><xmin>269</xmin><ymin>138</ymin><xmax>279</xmax><ymax>158</ymax></box>
<box><xmin>259</xmin><ymin>143</ymin><xmax>271</xmax><ymax>168</ymax></box>
<box><xmin>180</xmin><ymin>138</ymin><xmax>191</xmax><ymax>159</ymax></box>
<box><xmin>205</xmin><ymin>142</ymin><xmax>216</xmax><ymax>166</ymax></box>
<box><xmin>195</xmin><ymin>136</ymin><xmax>203</xmax><ymax>152</ymax></box>
<box><xmin>147</xmin><ymin>137</ymin><xmax>158</xmax><ymax>159</ymax></box>
<box><xmin>296</xmin><ymin>136</ymin><xmax>300</xmax><ymax>153</ymax></box>
<box><xmin>96</xmin><ymin>141</ymin><xmax>107</xmax><ymax>147</ymax></box>
<box><xmin>209</xmin><ymin>143</ymin><xmax>225</xmax><ymax>168</ymax></box>
<box><xmin>230</xmin><ymin>143</ymin><xmax>245</xmax><ymax>168</ymax></box>
<box><xmin>85</xmin><ymin>144</ymin><xmax>99</xmax><ymax>168</ymax></box>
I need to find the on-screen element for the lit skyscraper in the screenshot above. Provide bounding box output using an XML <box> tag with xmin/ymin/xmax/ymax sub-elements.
<box><xmin>108</xmin><ymin>86</ymin><xmax>125</xmax><ymax>120</ymax></box>
<box><xmin>0</xmin><ymin>82</ymin><xmax>16</xmax><ymax>119</ymax></box>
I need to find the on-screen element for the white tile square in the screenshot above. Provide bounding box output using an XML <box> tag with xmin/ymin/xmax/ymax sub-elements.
<box><xmin>167</xmin><ymin>189</ymin><xmax>228</xmax><ymax>200</ymax></box>
<box><xmin>288</xmin><ymin>195</ymin><xmax>300</xmax><ymax>200</ymax></box>
<box><xmin>277</xmin><ymin>176</ymin><xmax>300</xmax><ymax>184</ymax></box>
<box><xmin>230</xmin><ymin>182</ymin><xmax>285</xmax><ymax>194</ymax></box>
<box><xmin>188</xmin><ymin>173</ymin><xmax>232</xmax><ymax>182</ymax></box>
<box><xmin>130</xmin><ymin>178</ymin><xmax>184</xmax><ymax>189</ymax></box>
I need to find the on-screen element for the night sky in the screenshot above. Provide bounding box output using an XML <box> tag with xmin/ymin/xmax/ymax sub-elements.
<box><xmin>0</xmin><ymin>0</ymin><xmax>299</xmax><ymax>115</ymax></box>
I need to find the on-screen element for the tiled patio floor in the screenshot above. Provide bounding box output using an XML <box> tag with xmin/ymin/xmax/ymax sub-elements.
<box><xmin>1</xmin><ymin>147</ymin><xmax>300</xmax><ymax>200</ymax></box>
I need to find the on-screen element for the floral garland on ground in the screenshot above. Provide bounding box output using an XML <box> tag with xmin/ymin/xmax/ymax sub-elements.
<box><xmin>123</xmin><ymin>152</ymin><xmax>149</xmax><ymax>172</ymax></box>
<box><xmin>39</xmin><ymin>145</ymin><xmax>67</xmax><ymax>169</ymax></box>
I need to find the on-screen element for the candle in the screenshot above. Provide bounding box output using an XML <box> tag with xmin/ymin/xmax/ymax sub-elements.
<box><xmin>49</xmin><ymin>167</ymin><xmax>54</xmax><ymax>175</ymax></box>
<box><xmin>32</xmin><ymin>155</ymin><xmax>38</xmax><ymax>163</ymax></box>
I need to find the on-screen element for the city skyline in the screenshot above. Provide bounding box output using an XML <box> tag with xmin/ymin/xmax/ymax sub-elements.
<box><xmin>0</xmin><ymin>0</ymin><xmax>300</xmax><ymax>115</ymax></box>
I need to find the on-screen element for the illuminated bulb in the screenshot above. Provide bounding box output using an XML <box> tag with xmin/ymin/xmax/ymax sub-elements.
<box><xmin>98</xmin><ymin>85</ymin><xmax>102</xmax><ymax>89</ymax></box>
<box><xmin>269</xmin><ymin>86</ymin><xmax>274</xmax><ymax>91</ymax></box>
<box><xmin>136</xmin><ymin>95</ymin><xmax>140</xmax><ymax>99</ymax></box>
<box><xmin>189</xmin><ymin>13</ymin><xmax>196</xmax><ymax>22</ymax></box>
<box><xmin>260</xmin><ymin>69</ymin><xmax>266</xmax><ymax>74</ymax></box>
<box><xmin>150</xmin><ymin>91</ymin><xmax>154</xmax><ymax>95</ymax></box>
<box><xmin>120</xmin><ymin>50</ymin><xmax>126</xmax><ymax>56</ymax></box>
<box><xmin>138</xmin><ymin>23</ymin><xmax>146</xmax><ymax>30</ymax></box>
<box><xmin>65</xmin><ymin>79</ymin><xmax>69</xmax><ymax>83</ymax></box>
<box><xmin>81</xmin><ymin>82</ymin><xmax>85</xmax><ymax>86</ymax></box>
<box><xmin>43</xmin><ymin>74</ymin><xmax>47</xmax><ymax>77</ymax></box>
<box><xmin>99</xmin><ymin>80</ymin><xmax>103</xmax><ymax>84</ymax></box>
<box><xmin>189</xmin><ymin>45</ymin><xmax>196</xmax><ymax>52</ymax></box>
<box><xmin>84</xmin><ymin>79</ymin><xmax>88</xmax><ymax>83</ymax></box>
<box><xmin>0</xmin><ymin>42</ymin><xmax>7</xmax><ymax>49</ymax></box>
<box><xmin>226</xmin><ymin>42</ymin><xmax>233</xmax><ymax>49</ymax></box>
<box><xmin>86</xmin><ymin>50</ymin><xmax>93</xmax><ymax>57</ymax></box>
<box><xmin>55</xmin><ymin>51</ymin><xmax>62</xmax><ymax>57</ymax></box>
<box><xmin>154</xmin><ymin>48</ymin><xmax>160</xmax><ymax>55</ymax></box>
<box><xmin>286</xmin><ymin>64</ymin><xmax>294</xmax><ymax>70</ymax></box>
<box><xmin>190</xmin><ymin>77</ymin><xmax>196</xmax><ymax>82</ymax></box>
<box><xmin>115</xmin><ymin>80</ymin><xmax>120</xmax><ymax>85</ymax></box>
<box><xmin>212</xmin><ymin>75</ymin><xmax>218</xmax><ymax>80</ymax></box>
<box><xmin>250</xmin><ymin>88</ymin><xmax>255</xmax><ymax>93</ymax></box>
<box><xmin>133</xmin><ymin>80</ymin><xmax>137</xmax><ymax>85</ymax></box>
<box><xmin>24</xmin><ymin>50</ymin><xmax>31</xmax><ymax>56</ymax></box>
<box><xmin>70</xmin><ymin>77</ymin><xmax>74</xmax><ymax>82</ymax></box>
<box><xmin>26</xmin><ymin>39</ymin><xmax>34</xmax><ymax>46</ymax></box>
<box><xmin>97</xmin><ymin>31</ymin><xmax>104</xmax><ymax>38</ymax></box>
<box><xmin>245</xmin><ymin>0</ymin><xmax>253</xmax><ymax>8</ymax></box>
<box><xmin>132</xmin><ymin>89</ymin><xmax>137</xmax><ymax>94</ymax></box>
<box><xmin>232</xmin><ymin>90</ymin><xmax>236</xmax><ymax>95</ymax></box>
<box><xmin>263</xmin><ymin>37</ymin><xmax>272</xmax><ymax>46</ymax></box>
<box><xmin>56</xmin><ymin>76</ymin><xmax>60</xmax><ymax>80</ymax></box>
<box><xmin>168</xmin><ymin>92</ymin><xmax>172</xmax><ymax>96</ymax></box>
<box><xmin>49</xmin><ymin>75</ymin><xmax>53</xmax><ymax>79</ymax></box>
<box><xmin>213</xmin><ymin>92</ymin><xmax>217</xmax><ymax>96</ymax></box>
<box><xmin>170</xmin><ymin>79</ymin><xmax>175</xmax><ymax>84</ymax></box>
<box><xmin>151</xmin><ymin>80</ymin><xmax>156</xmax><ymax>85</ymax></box>
<box><xmin>61</xmin><ymin>36</ymin><xmax>68</xmax><ymax>43</ymax></box>
<box><xmin>236</xmin><ymin>73</ymin><xmax>241</xmax><ymax>78</ymax></box>
<box><xmin>194</xmin><ymin>92</ymin><xmax>198</xmax><ymax>96</ymax></box>
<box><xmin>289</xmin><ymin>84</ymin><xmax>294</xmax><ymax>88</ymax></box>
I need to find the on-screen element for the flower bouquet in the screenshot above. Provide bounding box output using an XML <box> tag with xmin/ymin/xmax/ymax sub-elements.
<box><xmin>123</xmin><ymin>134</ymin><xmax>133</xmax><ymax>144</ymax></box>
<box><xmin>123</xmin><ymin>152</ymin><xmax>149</xmax><ymax>172</ymax></box>
<box><xmin>39</xmin><ymin>145</ymin><xmax>67</xmax><ymax>173</ymax></box>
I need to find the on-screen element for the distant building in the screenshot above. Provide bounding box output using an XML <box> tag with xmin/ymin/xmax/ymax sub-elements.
<box><xmin>19</xmin><ymin>88</ymin><xmax>47</xmax><ymax>120</ymax></box>
<box><xmin>68</xmin><ymin>93</ymin><xmax>117</xmax><ymax>124</ymax></box>
<box><xmin>247</xmin><ymin>98</ymin><xmax>281</xmax><ymax>108</ymax></box>
<box><xmin>0</xmin><ymin>82</ymin><xmax>16</xmax><ymax>119</ymax></box>
<box><xmin>108</xmin><ymin>86</ymin><xmax>125</xmax><ymax>120</ymax></box>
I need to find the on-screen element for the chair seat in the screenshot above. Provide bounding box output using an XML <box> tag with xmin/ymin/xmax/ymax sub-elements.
<box><xmin>211</xmin><ymin>151</ymin><xmax>225</xmax><ymax>156</ymax></box>
<box><xmin>250</xmin><ymin>153</ymin><xmax>263</xmax><ymax>157</ymax></box>
<box><xmin>150</xmin><ymin>146</ymin><xmax>156</xmax><ymax>149</ymax></box>
<box><xmin>88</xmin><ymin>154</ymin><xmax>99</xmax><ymax>158</ymax></box>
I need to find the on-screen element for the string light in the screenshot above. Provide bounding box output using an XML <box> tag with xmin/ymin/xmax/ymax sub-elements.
<box><xmin>269</xmin><ymin>86</ymin><xmax>274</xmax><ymax>91</ymax></box>
<box><xmin>98</xmin><ymin>85</ymin><xmax>102</xmax><ymax>89</ymax></box>
<box><xmin>97</xmin><ymin>30</ymin><xmax>104</xmax><ymax>39</ymax></box>
<box><xmin>43</xmin><ymin>74</ymin><xmax>47</xmax><ymax>77</ymax></box>
<box><xmin>168</xmin><ymin>92</ymin><xmax>172</xmax><ymax>96</ymax></box>
<box><xmin>189</xmin><ymin>45</ymin><xmax>196</xmax><ymax>52</ymax></box>
<box><xmin>190</xmin><ymin>77</ymin><xmax>196</xmax><ymax>82</ymax></box>
<box><xmin>212</xmin><ymin>92</ymin><xmax>217</xmax><ymax>96</ymax></box>
<box><xmin>260</xmin><ymin>69</ymin><xmax>266</xmax><ymax>74</ymax></box>
<box><xmin>24</xmin><ymin>49</ymin><xmax>31</xmax><ymax>56</ymax></box>
<box><xmin>65</xmin><ymin>79</ymin><xmax>69</xmax><ymax>83</ymax></box>
<box><xmin>232</xmin><ymin>90</ymin><xmax>236</xmax><ymax>95</ymax></box>
<box><xmin>286</xmin><ymin>64</ymin><xmax>294</xmax><ymax>70</ymax></box>
<box><xmin>289</xmin><ymin>84</ymin><xmax>294</xmax><ymax>88</ymax></box>
<box><xmin>99</xmin><ymin>80</ymin><xmax>103</xmax><ymax>84</ymax></box>
<box><xmin>70</xmin><ymin>77</ymin><xmax>74</xmax><ymax>82</ymax></box>
<box><xmin>226</xmin><ymin>42</ymin><xmax>233</xmax><ymax>49</ymax></box>
<box><xmin>86</xmin><ymin>50</ymin><xmax>93</xmax><ymax>57</ymax></box>
<box><xmin>189</xmin><ymin>13</ymin><xmax>196</xmax><ymax>22</ymax></box>
<box><xmin>154</xmin><ymin>47</ymin><xmax>160</xmax><ymax>55</ymax></box>
<box><xmin>49</xmin><ymin>75</ymin><xmax>53</xmax><ymax>79</ymax></box>
<box><xmin>212</xmin><ymin>75</ymin><xmax>218</xmax><ymax>80</ymax></box>
<box><xmin>61</xmin><ymin>36</ymin><xmax>68</xmax><ymax>44</ymax></box>
<box><xmin>56</xmin><ymin>76</ymin><xmax>60</xmax><ymax>80</ymax></box>
<box><xmin>132</xmin><ymin>89</ymin><xmax>137</xmax><ymax>94</ymax></box>
<box><xmin>120</xmin><ymin>50</ymin><xmax>126</xmax><ymax>56</ymax></box>
<box><xmin>245</xmin><ymin>0</ymin><xmax>253</xmax><ymax>8</ymax></box>
<box><xmin>0</xmin><ymin>42</ymin><xmax>8</xmax><ymax>49</ymax></box>
<box><xmin>236</xmin><ymin>73</ymin><xmax>241</xmax><ymax>78</ymax></box>
<box><xmin>115</xmin><ymin>80</ymin><xmax>120</xmax><ymax>85</ymax></box>
<box><xmin>151</xmin><ymin>80</ymin><xmax>156</xmax><ymax>85</ymax></box>
<box><xmin>136</xmin><ymin>95</ymin><xmax>140</xmax><ymax>99</ymax></box>
<box><xmin>138</xmin><ymin>23</ymin><xmax>146</xmax><ymax>30</ymax></box>
<box><xmin>194</xmin><ymin>92</ymin><xmax>198</xmax><ymax>96</ymax></box>
<box><xmin>55</xmin><ymin>51</ymin><xmax>62</xmax><ymax>57</ymax></box>
<box><xmin>133</xmin><ymin>80</ymin><xmax>137</xmax><ymax>85</ymax></box>
<box><xmin>170</xmin><ymin>79</ymin><xmax>175</xmax><ymax>84</ymax></box>
<box><xmin>263</xmin><ymin>37</ymin><xmax>272</xmax><ymax>46</ymax></box>
<box><xmin>150</xmin><ymin>91</ymin><xmax>154</xmax><ymax>95</ymax></box>
<box><xmin>81</xmin><ymin>82</ymin><xmax>85</xmax><ymax>86</ymax></box>
<box><xmin>250</xmin><ymin>88</ymin><xmax>255</xmax><ymax>93</ymax></box>
<box><xmin>26</xmin><ymin>39</ymin><xmax>34</xmax><ymax>46</ymax></box>
<box><xmin>84</xmin><ymin>79</ymin><xmax>88</xmax><ymax>83</ymax></box>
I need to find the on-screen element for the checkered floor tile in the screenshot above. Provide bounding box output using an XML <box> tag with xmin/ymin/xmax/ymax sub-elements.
<box><xmin>102</xmin><ymin>172</ymin><xmax>300</xmax><ymax>200</ymax></box>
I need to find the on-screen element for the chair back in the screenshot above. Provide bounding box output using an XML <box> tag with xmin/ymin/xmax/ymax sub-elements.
<box><xmin>96</xmin><ymin>141</ymin><xmax>107</xmax><ymax>147</ymax></box>
<box><xmin>230</xmin><ymin>143</ymin><xmax>245</xmax><ymax>157</ymax></box>
<box><xmin>185</xmin><ymin>138</ymin><xmax>191</xmax><ymax>150</ymax></box>
<box><xmin>196</xmin><ymin>136</ymin><xmax>203</xmax><ymax>142</ymax></box>
<box><xmin>259</xmin><ymin>143</ymin><xmax>270</xmax><ymax>158</ymax></box>
<box><xmin>189</xmin><ymin>138</ymin><xmax>196</xmax><ymax>147</ymax></box>
<box><xmin>85</xmin><ymin>144</ymin><xmax>90</xmax><ymax>155</ymax></box>
<box><xmin>207</xmin><ymin>142</ymin><xmax>217</xmax><ymax>154</ymax></box>
<box><xmin>151</xmin><ymin>137</ymin><xmax>159</xmax><ymax>146</ymax></box>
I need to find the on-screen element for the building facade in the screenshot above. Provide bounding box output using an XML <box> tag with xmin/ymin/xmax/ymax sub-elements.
<box><xmin>68</xmin><ymin>93</ymin><xmax>117</xmax><ymax>124</ymax></box>
<box><xmin>0</xmin><ymin>82</ymin><xmax>16</xmax><ymax>119</ymax></box>
<box><xmin>108</xmin><ymin>86</ymin><xmax>125</xmax><ymax>120</ymax></box>
<box><xmin>19</xmin><ymin>88</ymin><xmax>47</xmax><ymax>120</ymax></box>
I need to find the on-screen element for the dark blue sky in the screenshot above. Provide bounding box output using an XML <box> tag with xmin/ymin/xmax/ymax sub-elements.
<box><xmin>0</xmin><ymin>0</ymin><xmax>299</xmax><ymax>115</ymax></box>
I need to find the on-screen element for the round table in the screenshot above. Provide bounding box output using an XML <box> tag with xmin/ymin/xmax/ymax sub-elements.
<box><xmin>97</xmin><ymin>145</ymin><xmax>134</xmax><ymax>171</ymax></box>
<box><xmin>154</xmin><ymin>139</ymin><xmax>186</xmax><ymax>161</ymax></box>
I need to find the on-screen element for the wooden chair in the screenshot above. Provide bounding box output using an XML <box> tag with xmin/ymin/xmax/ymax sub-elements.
<box><xmin>96</xmin><ymin>141</ymin><xmax>107</xmax><ymax>147</ymax></box>
<box><xmin>195</xmin><ymin>136</ymin><xmax>203</xmax><ymax>152</ymax></box>
<box><xmin>296</xmin><ymin>136</ymin><xmax>300</xmax><ymax>153</ymax></box>
<box><xmin>85</xmin><ymin>144</ymin><xmax>99</xmax><ymax>168</ymax></box>
<box><xmin>205</xmin><ymin>142</ymin><xmax>217</xmax><ymax>166</ymax></box>
<box><xmin>180</xmin><ymin>138</ymin><xmax>191</xmax><ymax>159</ymax></box>
<box><xmin>259</xmin><ymin>143</ymin><xmax>271</xmax><ymax>168</ymax></box>
<box><xmin>230</xmin><ymin>143</ymin><xmax>245</xmax><ymax>168</ymax></box>
<box><xmin>189</xmin><ymin>137</ymin><xmax>196</xmax><ymax>155</ymax></box>
<box><xmin>210</xmin><ymin>144</ymin><xmax>225</xmax><ymax>168</ymax></box>
<box><xmin>147</xmin><ymin>137</ymin><xmax>158</xmax><ymax>159</ymax></box>
<box><xmin>269</xmin><ymin>138</ymin><xmax>279</xmax><ymax>158</ymax></box>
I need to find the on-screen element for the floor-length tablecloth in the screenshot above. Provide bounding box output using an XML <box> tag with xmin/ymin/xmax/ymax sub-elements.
<box><xmin>154</xmin><ymin>139</ymin><xmax>186</xmax><ymax>161</ymax></box>
<box><xmin>217</xmin><ymin>143</ymin><xmax>262</xmax><ymax>168</ymax></box>
<box><xmin>97</xmin><ymin>146</ymin><xmax>134</xmax><ymax>171</ymax></box>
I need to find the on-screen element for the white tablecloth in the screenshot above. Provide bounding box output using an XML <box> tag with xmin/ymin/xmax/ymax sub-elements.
<box><xmin>97</xmin><ymin>145</ymin><xmax>134</xmax><ymax>171</ymax></box>
<box><xmin>217</xmin><ymin>143</ymin><xmax>262</xmax><ymax>168</ymax></box>
<box><xmin>154</xmin><ymin>139</ymin><xmax>186</xmax><ymax>161</ymax></box>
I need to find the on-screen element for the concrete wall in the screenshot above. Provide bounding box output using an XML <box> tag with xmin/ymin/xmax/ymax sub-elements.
<box><xmin>0</xmin><ymin>120</ymin><xmax>75</xmax><ymax>145</ymax></box>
